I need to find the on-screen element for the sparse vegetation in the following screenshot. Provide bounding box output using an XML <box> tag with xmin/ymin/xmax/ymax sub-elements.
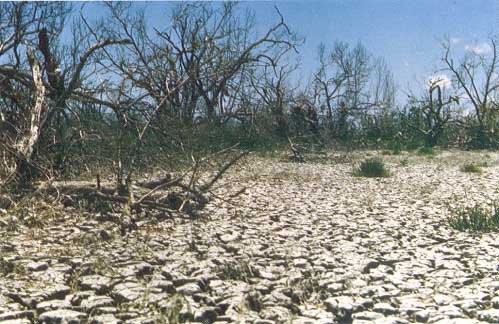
<box><xmin>354</xmin><ymin>157</ymin><xmax>390</xmax><ymax>177</ymax></box>
<box><xmin>0</xmin><ymin>259</ymin><xmax>26</xmax><ymax>276</ymax></box>
<box><xmin>217</xmin><ymin>260</ymin><xmax>255</xmax><ymax>282</ymax></box>
<box><xmin>417</xmin><ymin>146</ymin><xmax>435</xmax><ymax>155</ymax></box>
<box><xmin>481</xmin><ymin>161</ymin><xmax>491</xmax><ymax>167</ymax></box>
<box><xmin>460</xmin><ymin>163</ymin><xmax>483</xmax><ymax>174</ymax></box>
<box><xmin>448</xmin><ymin>203</ymin><xmax>499</xmax><ymax>232</ymax></box>
<box><xmin>68</xmin><ymin>269</ymin><xmax>81</xmax><ymax>294</ymax></box>
<box><xmin>159</xmin><ymin>295</ymin><xmax>191</xmax><ymax>324</ymax></box>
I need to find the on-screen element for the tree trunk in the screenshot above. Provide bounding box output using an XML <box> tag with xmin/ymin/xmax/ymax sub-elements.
<box><xmin>13</xmin><ymin>51</ymin><xmax>48</xmax><ymax>186</ymax></box>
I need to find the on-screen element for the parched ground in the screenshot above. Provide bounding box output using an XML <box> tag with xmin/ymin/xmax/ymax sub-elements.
<box><xmin>0</xmin><ymin>150</ymin><xmax>498</xmax><ymax>324</ymax></box>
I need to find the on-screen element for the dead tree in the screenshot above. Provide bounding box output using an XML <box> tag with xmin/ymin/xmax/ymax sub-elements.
<box><xmin>0</xmin><ymin>2</ymin><xmax>130</xmax><ymax>187</ymax></box>
<box><xmin>249</xmin><ymin>60</ymin><xmax>298</xmax><ymax>136</ymax></box>
<box><xmin>2</xmin><ymin>51</ymin><xmax>48</xmax><ymax>185</ymax></box>
<box><xmin>313</xmin><ymin>42</ymin><xmax>395</xmax><ymax>135</ymax></box>
<box><xmin>0</xmin><ymin>2</ymin><xmax>68</xmax><ymax>185</ymax></box>
<box><xmin>408</xmin><ymin>78</ymin><xmax>458</xmax><ymax>147</ymax></box>
<box><xmin>154</xmin><ymin>3</ymin><xmax>299</xmax><ymax>124</ymax></box>
<box><xmin>90</xmin><ymin>2</ymin><xmax>299</xmax><ymax>189</ymax></box>
<box><xmin>313</xmin><ymin>42</ymin><xmax>351</xmax><ymax>126</ymax></box>
<box><xmin>442</xmin><ymin>37</ymin><xmax>499</xmax><ymax>146</ymax></box>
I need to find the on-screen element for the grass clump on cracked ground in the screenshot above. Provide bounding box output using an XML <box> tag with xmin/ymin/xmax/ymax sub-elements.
<box><xmin>460</xmin><ymin>163</ymin><xmax>483</xmax><ymax>174</ymax></box>
<box><xmin>448</xmin><ymin>203</ymin><xmax>499</xmax><ymax>232</ymax></box>
<box><xmin>354</xmin><ymin>157</ymin><xmax>390</xmax><ymax>178</ymax></box>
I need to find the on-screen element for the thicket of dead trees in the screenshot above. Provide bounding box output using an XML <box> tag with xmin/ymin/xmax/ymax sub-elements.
<box><xmin>1</xmin><ymin>3</ymin><xmax>499</xmax><ymax>215</ymax></box>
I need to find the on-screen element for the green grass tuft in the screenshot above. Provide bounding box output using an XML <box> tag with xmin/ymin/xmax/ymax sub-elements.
<box><xmin>460</xmin><ymin>163</ymin><xmax>482</xmax><ymax>174</ymax></box>
<box><xmin>354</xmin><ymin>157</ymin><xmax>390</xmax><ymax>178</ymax></box>
<box><xmin>448</xmin><ymin>203</ymin><xmax>499</xmax><ymax>232</ymax></box>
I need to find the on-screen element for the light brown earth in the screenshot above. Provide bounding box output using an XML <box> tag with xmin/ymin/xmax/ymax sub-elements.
<box><xmin>0</xmin><ymin>150</ymin><xmax>498</xmax><ymax>323</ymax></box>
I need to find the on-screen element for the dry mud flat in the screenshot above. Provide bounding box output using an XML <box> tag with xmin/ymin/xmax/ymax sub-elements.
<box><xmin>0</xmin><ymin>150</ymin><xmax>499</xmax><ymax>324</ymax></box>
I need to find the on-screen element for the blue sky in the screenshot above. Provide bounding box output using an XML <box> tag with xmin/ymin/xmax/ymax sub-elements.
<box><xmin>82</xmin><ymin>0</ymin><xmax>498</xmax><ymax>101</ymax></box>
<box><xmin>247</xmin><ymin>0</ymin><xmax>498</xmax><ymax>94</ymax></box>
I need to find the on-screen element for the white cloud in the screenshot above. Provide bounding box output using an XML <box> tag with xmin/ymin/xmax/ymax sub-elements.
<box><xmin>450</xmin><ymin>37</ymin><xmax>461</xmax><ymax>45</ymax></box>
<box><xmin>427</xmin><ymin>74</ymin><xmax>452</xmax><ymax>89</ymax></box>
<box><xmin>465</xmin><ymin>42</ymin><xmax>492</xmax><ymax>55</ymax></box>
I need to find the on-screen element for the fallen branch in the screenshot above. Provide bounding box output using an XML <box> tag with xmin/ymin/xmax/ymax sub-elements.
<box><xmin>200</xmin><ymin>150</ymin><xmax>248</xmax><ymax>191</ymax></box>
<box><xmin>134</xmin><ymin>173</ymin><xmax>185</xmax><ymax>204</ymax></box>
<box><xmin>35</xmin><ymin>143</ymin><xmax>248</xmax><ymax>219</ymax></box>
